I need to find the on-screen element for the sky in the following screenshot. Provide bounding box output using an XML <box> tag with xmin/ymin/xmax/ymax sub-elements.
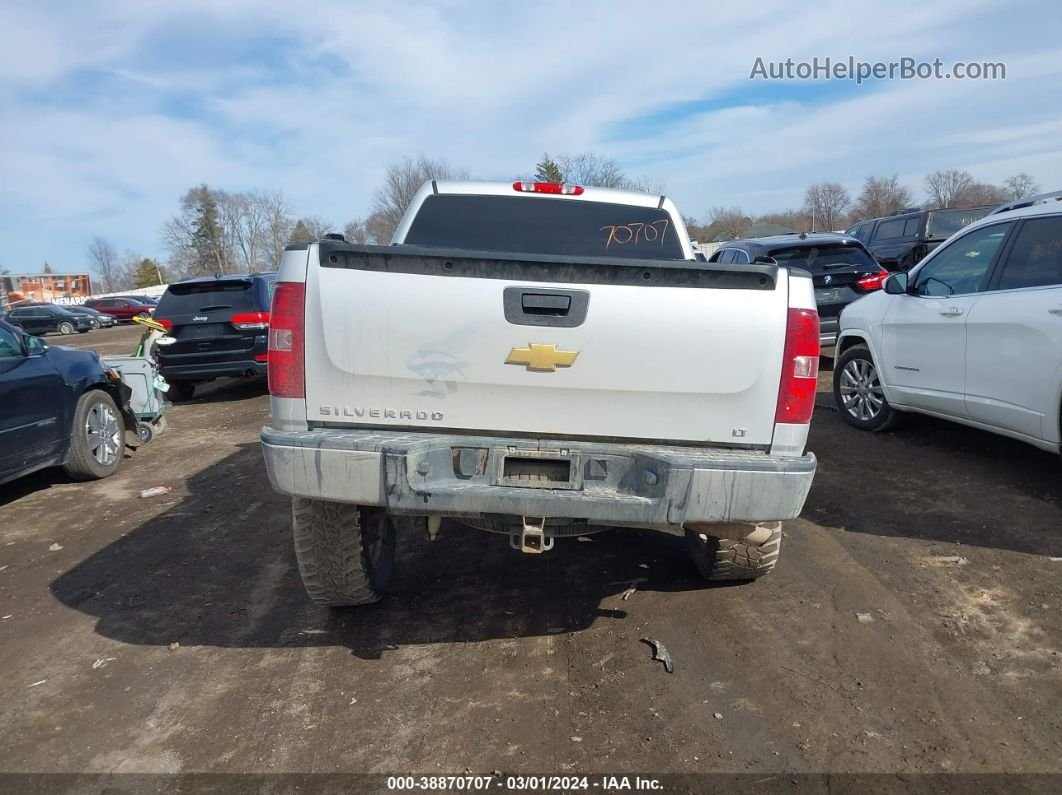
<box><xmin>2</xmin><ymin>0</ymin><xmax>1061</xmax><ymax>274</ymax></box>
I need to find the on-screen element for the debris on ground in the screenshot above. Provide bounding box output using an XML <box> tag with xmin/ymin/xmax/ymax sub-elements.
<box><xmin>168</xmin><ymin>642</ymin><xmax>180</xmax><ymax>651</ymax></box>
<box><xmin>640</xmin><ymin>637</ymin><xmax>674</xmax><ymax>673</ymax></box>
<box><xmin>570</xmin><ymin>736</ymin><xmax>582</xmax><ymax>743</ymax></box>
<box><xmin>1048</xmin><ymin>557</ymin><xmax>1062</xmax><ymax>562</ymax></box>
<box><xmin>28</xmin><ymin>680</ymin><xmax>46</xmax><ymax>688</ymax></box>
<box><xmin>937</xmin><ymin>555</ymin><xmax>968</xmax><ymax>566</ymax></box>
<box><xmin>620</xmin><ymin>577</ymin><xmax>648</xmax><ymax>601</ymax></box>
<box><xmin>546</xmin><ymin>627</ymin><xmax>567</xmax><ymax>634</ymax></box>
<box><xmin>92</xmin><ymin>658</ymin><xmax>116</xmax><ymax>670</ymax></box>
<box><xmin>349</xmin><ymin>697</ymin><xmax>357</xmax><ymax>705</ymax></box>
<box><xmin>638</xmin><ymin>564</ymin><xmax>650</xmax><ymax>569</ymax></box>
<box><xmin>139</xmin><ymin>486</ymin><xmax>173</xmax><ymax>498</ymax></box>
<box><xmin>48</xmin><ymin>543</ymin><xmax>63</xmax><ymax>552</ymax></box>
<box><xmin>856</xmin><ymin>612</ymin><xmax>875</xmax><ymax>624</ymax></box>
<box><xmin>714</xmin><ymin>712</ymin><xmax>723</xmax><ymax>720</ymax></box>
<box><xmin>1</xmin><ymin>615</ymin><xmax>11</xmax><ymax>620</ymax></box>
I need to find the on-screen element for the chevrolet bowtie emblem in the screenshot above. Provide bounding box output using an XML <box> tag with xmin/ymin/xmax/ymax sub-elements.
<box><xmin>505</xmin><ymin>343</ymin><xmax>579</xmax><ymax>372</ymax></box>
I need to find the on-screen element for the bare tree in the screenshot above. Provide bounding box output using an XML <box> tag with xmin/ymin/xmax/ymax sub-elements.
<box><xmin>365</xmin><ymin>211</ymin><xmax>394</xmax><ymax>245</ymax></box>
<box><xmin>344</xmin><ymin>218</ymin><xmax>369</xmax><ymax>244</ymax></box>
<box><xmin>708</xmin><ymin>206</ymin><xmax>752</xmax><ymax>239</ymax></box>
<box><xmin>964</xmin><ymin>182</ymin><xmax>1009</xmax><ymax>205</ymax></box>
<box><xmin>87</xmin><ymin>237</ymin><xmax>121</xmax><ymax>293</ymax></box>
<box><xmin>756</xmin><ymin>209</ymin><xmax>808</xmax><ymax>231</ymax></box>
<box><xmin>260</xmin><ymin>189</ymin><xmax>294</xmax><ymax>271</ymax></box>
<box><xmin>1003</xmin><ymin>173</ymin><xmax>1040</xmax><ymax>200</ymax></box>
<box><xmin>804</xmin><ymin>182</ymin><xmax>851</xmax><ymax>230</ymax></box>
<box><xmin>557</xmin><ymin>152</ymin><xmax>626</xmax><ymax>188</ymax></box>
<box><xmin>923</xmin><ymin>169</ymin><xmax>974</xmax><ymax>209</ymax></box>
<box><xmin>371</xmin><ymin>156</ymin><xmax>469</xmax><ymax>244</ymax></box>
<box><xmin>853</xmin><ymin>175</ymin><xmax>914</xmax><ymax>220</ymax></box>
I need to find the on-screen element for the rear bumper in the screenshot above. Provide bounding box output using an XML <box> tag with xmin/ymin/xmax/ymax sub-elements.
<box><xmin>160</xmin><ymin>360</ymin><xmax>266</xmax><ymax>381</ymax></box>
<box><xmin>260</xmin><ymin>427</ymin><xmax>816</xmax><ymax>527</ymax></box>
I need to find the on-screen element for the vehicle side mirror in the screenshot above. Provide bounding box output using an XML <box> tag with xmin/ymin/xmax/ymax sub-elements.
<box><xmin>883</xmin><ymin>273</ymin><xmax>908</xmax><ymax>295</ymax></box>
<box><xmin>25</xmin><ymin>336</ymin><xmax>48</xmax><ymax>355</ymax></box>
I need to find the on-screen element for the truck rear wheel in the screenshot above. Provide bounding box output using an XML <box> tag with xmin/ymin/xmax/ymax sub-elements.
<box><xmin>292</xmin><ymin>498</ymin><xmax>395</xmax><ymax>606</ymax></box>
<box><xmin>685</xmin><ymin>522</ymin><xmax>782</xmax><ymax>581</ymax></box>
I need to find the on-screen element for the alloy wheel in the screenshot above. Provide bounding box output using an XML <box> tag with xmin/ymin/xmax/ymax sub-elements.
<box><xmin>86</xmin><ymin>402</ymin><xmax>121</xmax><ymax>466</ymax></box>
<box><xmin>839</xmin><ymin>358</ymin><xmax>885</xmax><ymax>422</ymax></box>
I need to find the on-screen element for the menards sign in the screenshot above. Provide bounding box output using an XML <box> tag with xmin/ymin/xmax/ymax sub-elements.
<box><xmin>1</xmin><ymin>273</ymin><xmax>94</xmax><ymax>310</ymax></box>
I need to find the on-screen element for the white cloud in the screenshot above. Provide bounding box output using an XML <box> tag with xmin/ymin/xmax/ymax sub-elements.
<box><xmin>1</xmin><ymin>0</ymin><xmax>1060</xmax><ymax>270</ymax></box>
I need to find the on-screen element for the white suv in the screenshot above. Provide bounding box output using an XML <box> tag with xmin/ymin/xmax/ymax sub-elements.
<box><xmin>834</xmin><ymin>195</ymin><xmax>1062</xmax><ymax>454</ymax></box>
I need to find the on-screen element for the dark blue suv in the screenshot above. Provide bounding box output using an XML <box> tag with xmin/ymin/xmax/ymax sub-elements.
<box><xmin>0</xmin><ymin>319</ymin><xmax>135</xmax><ymax>486</ymax></box>
<box><xmin>153</xmin><ymin>273</ymin><xmax>277</xmax><ymax>401</ymax></box>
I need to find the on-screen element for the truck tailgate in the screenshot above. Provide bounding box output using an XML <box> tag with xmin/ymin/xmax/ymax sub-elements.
<box><xmin>304</xmin><ymin>246</ymin><xmax>788</xmax><ymax>446</ymax></box>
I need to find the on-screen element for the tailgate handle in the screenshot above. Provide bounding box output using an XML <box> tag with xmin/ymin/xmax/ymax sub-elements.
<box><xmin>521</xmin><ymin>293</ymin><xmax>571</xmax><ymax>315</ymax></box>
<box><xmin>504</xmin><ymin>287</ymin><xmax>589</xmax><ymax>328</ymax></box>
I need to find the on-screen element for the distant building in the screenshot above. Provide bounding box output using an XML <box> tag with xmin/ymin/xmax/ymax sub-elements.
<box><xmin>0</xmin><ymin>273</ymin><xmax>94</xmax><ymax>310</ymax></box>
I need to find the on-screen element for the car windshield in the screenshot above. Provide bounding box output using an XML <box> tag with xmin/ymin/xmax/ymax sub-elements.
<box><xmin>926</xmin><ymin>207</ymin><xmax>992</xmax><ymax>239</ymax></box>
<box><xmin>766</xmin><ymin>243</ymin><xmax>878</xmax><ymax>273</ymax></box>
<box><xmin>404</xmin><ymin>194</ymin><xmax>687</xmax><ymax>260</ymax></box>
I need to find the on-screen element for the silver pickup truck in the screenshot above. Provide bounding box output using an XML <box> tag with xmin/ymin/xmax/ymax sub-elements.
<box><xmin>261</xmin><ymin>180</ymin><xmax>819</xmax><ymax>606</ymax></box>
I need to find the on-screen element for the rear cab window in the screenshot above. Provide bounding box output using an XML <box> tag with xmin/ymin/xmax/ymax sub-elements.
<box><xmin>403</xmin><ymin>195</ymin><xmax>687</xmax><ymax>260</ymax></box>
<box><xmin>926</xmin><ymin>207</ymin><xmax>993</xmax><ymax>239</ymax></box>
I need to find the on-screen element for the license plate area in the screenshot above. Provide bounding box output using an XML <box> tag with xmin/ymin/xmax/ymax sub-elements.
<box><xmin>815</xmin><ymin>287</ymin><xmax>843</xmax><ymax>305</ymax></box>
<box><xmin>496</xmin><ymin>449</ymin><xmax>581</xmax><ymax>490</ymax></box>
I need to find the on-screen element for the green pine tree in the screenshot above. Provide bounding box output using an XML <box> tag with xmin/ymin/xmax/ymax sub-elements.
<box><xmin>42</xmin><ymin>260</ymin><xmax>54</xmax><ymax>274</ymax></box>
<box><xmin>133</xmin><ymin>258</ymin><xmax>165</xmax><ymax>288</ymax></box>
<box><xmin>288</xmin><ymin>220</ymin><xmax>315</xmax><ymax>243</ymax></box>
<box><xmin>187</xmin><ymin>185</ymin><xmax>224</xmax><ymax>275</ymax></box>
<box><xmin>534</xmin><ymin>153</ymin><xmax>564</xmax><ymax>183</ymax></box>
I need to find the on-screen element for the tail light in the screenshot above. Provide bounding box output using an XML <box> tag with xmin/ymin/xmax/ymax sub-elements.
<box><xmin>856</xmin><ymin>271</ymin><xmax>890</xmax><ymax>291</ymax></box>
<box><xmin>231</xmin><ymin>311</ymin><xmax>270</xmax><ymax>330</ymax></box>
<box><xmin>512</xmin><ymin>181</ymin><xmax>584</xmax><ymax>196</ymax></box>
<box><xmin>158</xmin><ymin>319</ymin><xmax>173</xmax><ymax>330</ymax></box>
<box><xmin>267</xmin><ymin>283</ymin><xmax>305</xmax><ymax>398</ymax></box>
<box><xmin>775</xmin><ymin>308</ymin><xmax>820</xmax><ymax>424</ymax></box>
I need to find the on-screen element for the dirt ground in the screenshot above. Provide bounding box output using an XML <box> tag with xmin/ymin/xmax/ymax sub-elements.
<box><xmin>0</xmin><ymin>325</ymin><xmax>1060</xmax><ymax>791</ymax></box>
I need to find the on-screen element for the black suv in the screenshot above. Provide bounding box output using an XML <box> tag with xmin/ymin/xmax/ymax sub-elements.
<box><xmin>154</xmin><ymin>273</ymin><xmax>277</xmax><ymax>400</ymax></box>
<box><xmin>3</xmin><ymin>304</ymin><xmax>93</xmax><ymax>335</ymax></box>
<box><xmin>846</xmin><ymin>205</ymin><xmax>994</xmax><ymax>271</ymax></box>
<box><xmin>708</xmin><ymin>233</ymin><xmax>888</xmax><ymax>346</ymax></box>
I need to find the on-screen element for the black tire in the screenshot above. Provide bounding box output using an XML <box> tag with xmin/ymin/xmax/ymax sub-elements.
<box><xmin>62</xmin><ymin>390</ymin><xmax>124</xmax><ymax>481</ymax></box>
<box><xmin>136</xmin><ymin>422</ymin><xmax>154</xmax><ymax>444</ymax></box>
<box><xmin>88</xmin><ymin>318</ymin><xmax>100</xmax><ymax>329</ymax></box>
<box><xmin>292</xmin><ymin>499</ymin><xmax>395</xmax><ymax>606</ymax></box>
<box><xmin>58</xmin><ymin>321</ymin><xmax>75</xmax><ymax>335</ymax></box>
<box><xmin>135</xmin><ymin>312</ymin><xmax>151</xmax><ymax>320</ymax></box>
<box><xmin>168</xmin><ymin>381</ymin><xmax>195</xmax><ymax>401</ymax></box>
<box><xmin>685</xmin><ymin>522</ymin><xmax>782</xmax><ymax>581</ymax></box>
<box><xmin>833</xmin><ymin>346</ymin><xmax>896</xmax><ymax>431</ymax></box>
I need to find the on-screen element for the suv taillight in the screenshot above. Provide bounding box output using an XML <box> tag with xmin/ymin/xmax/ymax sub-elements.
<box><xmin>855</xmin><ymin>271</ymin><xmax>889</xmax><ymax>291</ymax></box>
<box><xmin>267</xmin><ymin>283</ymin><xmax>305</xmax><ymax>398</ymax></box>
<box><xmin>775</xmin><ymin>308</ymin><xmax>820</xmax><ymax>424</ymax></box>
<box><xmin>231</xmin><ymin>311</ymin><xmax>270</xmax><ymax>330</ymax></box>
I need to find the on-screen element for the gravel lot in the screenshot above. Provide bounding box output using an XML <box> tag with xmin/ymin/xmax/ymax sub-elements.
<box><xmin>1</xmin><ymin>325</ymin><xmax>1059</xmax><ymax>791</ymax></box>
